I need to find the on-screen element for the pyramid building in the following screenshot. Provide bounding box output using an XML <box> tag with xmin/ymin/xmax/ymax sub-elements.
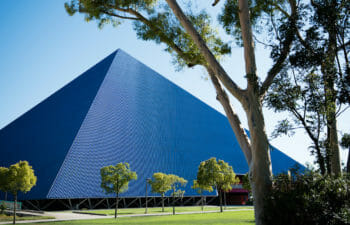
<box><xmin>0</xmin><ymin>49</ymin><xmax>301</xmax><ymax>201</ymax></box>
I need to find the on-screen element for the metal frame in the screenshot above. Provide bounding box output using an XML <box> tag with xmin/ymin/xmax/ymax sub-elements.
<box><xmin>19</xmin><ymin>194</ymin><xmax>244</xmax><ymax>211</ymax></box>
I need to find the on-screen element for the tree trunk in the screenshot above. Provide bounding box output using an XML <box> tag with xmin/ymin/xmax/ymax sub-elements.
<box><xmin>219</xmin><ymin>188</ymin><xmax>223</xmax><ymax>213</ymax></box>
<box><xmin>321</xmin><ymin>0</ymin><xmax>341</xmax><ymax>176</ymax></box>
<box><xmin>161</xmin><ymin>194</ymin><xmax>164</xmax><ymax>212</ymax></box>
<box><xmin>238</xmin><ymin>0</ymin><xmax>273</xmax><ymax>224</ymax></box>
<box><xmin>224</xmin><ymin>191</ymin><xmax>227</xmax><ymax>210</ymax></box>
<box><xmin>347</xmin><ymin>147</ymin><xmax>350</xmax><ymax>173</ymax></box>
<box><xmin>327</xmin><ymin>117</ymin><xmax>341</xmax><ymax>175</ymax></box>
<box><xmin>13</xmin><ymin>193</ymin><xmax>17</xmax><ymax>225</ymax></box>
<box><xmin>166</xmin><ymin>1</ymin><xmax>273</xmax><ymax>224</ymax></box>
<box><xmin>115</xmin><ymin>194</ymin><xmax>119</xmax><ymax>219</ymax></box>
<box><xmin>314</xmin><ymin>143</ymin><xmax>326</xmax><ymax>175</ymax></box>
<box><xmin>207</xmin><ymin>68</ymin><xmax>252</xmax><ymax>164</ymax></box>
<box><xmin>201</xmin><ymin>192</ymin><xmax>204</xmax><ymax>211</ymax></box>
<box><xmin>245</xmin><ymin>93</ymin><xmax>273</xmax><ymax>225</ymax></box>
<box><xmin>298</xmin><ymin>113</ymin><xmax>326</xmax><ymax>174</ymax></box>
<box><xmin>172</xmin><ymin>187</ymin><xmax>175</xmax><ymax>215</ymax></box>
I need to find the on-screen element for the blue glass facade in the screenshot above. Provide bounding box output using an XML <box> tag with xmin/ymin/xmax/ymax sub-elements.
<box><xmin>0</xmin><ymin>50</ymin><xmax>302</xmax><ymax>200</ymax></box>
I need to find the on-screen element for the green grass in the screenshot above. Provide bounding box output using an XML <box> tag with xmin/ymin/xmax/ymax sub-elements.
<box><xmin>81</xmin><ymin>206</ymin><xmax>253</xmax><ymax>215</ymax></box>
<box><xmin>0</xmin><ymin>214</ymin><xmax>55</xmax><ymax>222</ymax></box>
<box><xmin>30</xmin><ymin>210</ymin><xmax>255</xmax><ymax>225</ymax></box>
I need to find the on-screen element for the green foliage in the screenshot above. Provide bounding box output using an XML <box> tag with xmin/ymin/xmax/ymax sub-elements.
<box><xmin>191</xmin><ymin>180</ymin><xmax>212</xmax><ymax>194</ymax></box>
<box><xmin>168</xmin><ymin>174</ymin><xmax>187</xmax><ymax>197</ymax></box>
<box><xmin>340</xmin><ymin>133</ymin><xmax>350</xmax><ymax>149</ymax></box>
<box><xmin>149</xmin><ymin>172</ymin><xmax>172</xmax><ymax>197</ymax></box>
<box><xmin>64</xmin><ymin>0</ymin><xmax>230</xmax><ymax>70</ymax></box>
<box><xmin>265</xmin><ymin>68</ymin><xmax>330</xmax><ymax>173</ymax></box>
<box><xmin>263</xmin><ymin>170</ymin><xmax>350</xmax><ymax>225</ymax></box>
<box><xmin>265</xmin><ymin>70</ymin><xmax>326</xmax><ymax>138</ymax></box>
<box><xmin>6</xmin><ymin>161</ymin><xmax>37</xmax><ymax>196</ymax></box>
<box><xmin>100</xmin><ymin>162</ymin><xmax>137</xmax><ymax>195</ymax></box>
<box><xmin>218</xmin><ymin>0</ymin><xmax>292</xmax><ymax>45</ymax></box>
<box><xmin>265</xmin><ymin>0</ymin><xmax>350</xmax><ymax>174</ymax></box>
<box><xmin>0</xmin><ymin>203</ymin><xmax>5</xmax><ymax>214</ymax></box>
<box><xmin>149</xmin><ymin>172</ymin><xmax>186</xmax><ymax>213</ymax></box>
<box><xmin>0</xmin><ymin>167</ymin><xmax>10</xmax><ymax>193</ymax></box>
<box><xmin>241</xmin><ymin>173</ymin><xmax>251</xmax><ymax>192</ymax></box>
<box><xmin>149</xmin><ymin>173</ymin><xmax>187</xmax><ymax>197</ymax></box>
<box><xmin>197</xmin><ymin>157</ymin><xmax>239</xmax><ymax>192</ymax></box>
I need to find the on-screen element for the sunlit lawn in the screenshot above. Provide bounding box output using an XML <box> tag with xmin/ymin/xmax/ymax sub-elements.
<box><xmin>80</xmin><ymin>206</ymin><xmax>253</xmax><ymax>215</ymax></box>
<box><xmin>30</xmin><ymin>210</ymin><xmax>255</xmax><ymax>225</ymax></box>
<box><xmin>0</xmin><ymin>214</ymin><xmax>55</xmax><ymax>222</ymax></box>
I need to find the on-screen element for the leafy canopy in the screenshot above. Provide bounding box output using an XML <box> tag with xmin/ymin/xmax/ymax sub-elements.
<box><xmin>191</xmin><ymin>179</ymin><xmax>213</xmax><ymax>194</ymax></box>
<box><xmin>6</xmin><ymin>161</ymin><xmax>37</xmax><ymax>195</ymax></box>
<box><xmin>100</xmin><ymin>162</ymin><xmax>137</xmax><ymax>195</ymax></box>
<box><xmin>168</xmin><ymin>174</ymin><xmax>187</xmax><ymax>197</ymax></box>
<box><xmin>340</xmin><ymin>133</ymin><xmax>350</xmax><ymax>149</ymax></box>
<box><xmin>0</xmin><ymin>167</ymin><xmax>10</xmax><ymax>193</ymax></box>
<box><xmin>64</xmin><ymin>0</ymin><xmax>231</xmax><ymax>70</ymax></box>
<box><xmin>197</xmin><ymin>157</ymin><xmax>239</xmax><ymax>192</ymax></box>
<box><xmin>149</xmin><ymin>172</ymin><xmax>187</xmax><ymax>196</ymax></box>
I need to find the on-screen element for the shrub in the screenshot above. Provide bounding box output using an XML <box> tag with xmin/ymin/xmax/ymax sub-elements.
<box><xmin>263</xmin><ymin>170</ymin><xmax>350</xmax><ymax>225</ymax></box>
<box><xmin>0</xmin><ymin>203</ymin><xmax>5</xmax><ymax>214</ymax></box>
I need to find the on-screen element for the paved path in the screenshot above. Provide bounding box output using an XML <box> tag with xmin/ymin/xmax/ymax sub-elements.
<box><xmin>0</xmin><ymin>209</ymin><xmax>253</xmax><ymax>224</ymax></box>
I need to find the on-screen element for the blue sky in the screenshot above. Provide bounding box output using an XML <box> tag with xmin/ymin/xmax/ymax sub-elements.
<box><xmin>0</xmin><ymin>1</ymin><xmax>349</xmax><ymax>166</ymax></box>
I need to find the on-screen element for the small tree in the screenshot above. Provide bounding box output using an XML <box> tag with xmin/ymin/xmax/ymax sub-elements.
<box><xmin>168</xmin><ymin>174</ymin><xmax>187</xmax><ymax>215</ymax></box>
<box><xmin>7</xmin><ymin>161</ymin><xmax>37</xmax><ymax>224</ymax></box>
<box><xmin>340</xmin><ymin>134</ymin><xmax>350</xmax><ymax>173</ymax></box>
<box><xmin>197</xmin><ymin>157</ymin><xmax>239</xmax><ymax>212</ymax></box>
<box><xmin>192</xmin><ymin>180</ymin><xmax>212</xmax><ymax>211</ymax></box>
<box><xmin>149</xmin><ymin>172</ymin><xmax>172</xmax><ymax>212</ymax></box>
<box><xmin>0</xmin><ymin>167</ymin><xmax>10</xmax><ymax>201</ymax></box>
<box><xmin>100</xmin><ymin>162</ymin><xmax>137</xmax><ymax>219</ymax></box>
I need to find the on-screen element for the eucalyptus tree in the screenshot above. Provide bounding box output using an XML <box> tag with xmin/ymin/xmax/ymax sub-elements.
<box><xmin>64</xmin><ymin>1</ymin><xmax>299</xmax><ymax>224</ymax></box>
<box><xmin>100</xmin><ymin>162</ymin><xmax>137</xmax><ymax>219</ymax></box>
<box><xmin>265</xmin><ymin>0</ymin><xmax>349</xmax><ymax>175</ymax></box>
<box><xmin>266</xmin><ymin>69</ymin><xmax>329</xmax><ymax>174</ymax></box>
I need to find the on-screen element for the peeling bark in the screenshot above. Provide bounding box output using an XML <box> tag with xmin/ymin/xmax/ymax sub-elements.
<box><xmin>244</xmin><ymin>93</ymin><xmax>272</xmax><ymax>225</ymax></box>
<box><xmin>165</xmin><ymin>1</ymin><xmax>274</xmax><ymax>224</ymax></box>
<box><xmin>207</xmin><ymin>68</ymin><xmax>252</xmax><ymax>164</ymax></box>
<box><xmin>321</xmin><ymin>1</ymin><xmax>341</xmax><ymax>175</ymax></box>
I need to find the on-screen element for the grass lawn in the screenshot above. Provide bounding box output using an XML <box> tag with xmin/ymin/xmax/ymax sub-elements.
<box><xmin>0</xmin><ymin>214</ymin><xmax>55</xmax><ymax>222</ymax></box>
<box><xmin>30</xmin><ymin>210</ymin><xmax>255</xmax><ymax>225</ymax></box>
<box><xmin>80</xmin><ymin>206</ymin><xmax>253</xmax><ymax>215</ymax></box>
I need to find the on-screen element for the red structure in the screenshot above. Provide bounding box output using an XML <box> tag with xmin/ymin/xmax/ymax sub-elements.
<box><xmin>225</xmin><ymin>175</ymin><xmax>250</xmax><ymax>205</ymax></box>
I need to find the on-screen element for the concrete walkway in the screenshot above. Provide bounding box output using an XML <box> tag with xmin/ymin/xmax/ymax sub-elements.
<box><xmin>0</xmin><ymin>209</ymin><xmax>253</xmax><ymax>224</ymax></box>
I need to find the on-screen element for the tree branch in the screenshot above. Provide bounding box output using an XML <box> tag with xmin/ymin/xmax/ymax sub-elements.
<box><xmin>165</xmin><ymin>0</ymin><xmax>247</xmax><ymax>104</ymax></box>
<box><xmin>271</xmin><ymin>2</ymin><xmax>291</xmax><ymax>18</ymax></box>
<box><xmin>102</xmin><ymin>10</ymin><xmax>139</xmax><ymax>20</ymax></box>
<box><xmin>107</xmin><ymin>4</ymin><xmax>200</xmax><ymax>67</ymax></box>
<box><xmin>212</xmin><ymin>0</ymin><xmax>221</xmax><ymax>6</ymax></box>
<box><xmin>207</xmin><ymin>67</ymin><xmax>252</xmax><ymax>165</ymax></box>
<box><xmin>259</xmin><ymin>0</ymin><xmax>297</xmax><ymax>98</ymax></box>
<box><xmin>238</xmin><ymin>0</ymin><xmax>258</xmax><ymax>91</ymax></box>
<box><xmin>336</xmin><ymin>40</ymin><xmax>350</xmax><ymax>52</ymax></box>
